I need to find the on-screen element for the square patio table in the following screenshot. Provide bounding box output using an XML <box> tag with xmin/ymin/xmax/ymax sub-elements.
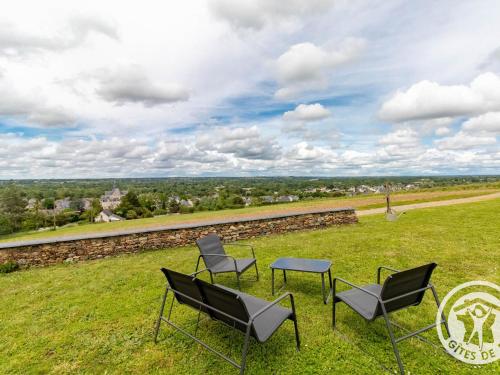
<box><xmin>270</xmin><ymin>257</ymin><xmax>333</xmax><ymax>304</ymax></box>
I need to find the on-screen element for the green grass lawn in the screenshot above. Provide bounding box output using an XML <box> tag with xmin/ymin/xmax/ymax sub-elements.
<box><xmin>0</xmin><ymin>188</ymin><xmax>497</xmax><ymax>244</ymax></box>
<box><xmin>1</xmin><ymin>199</ymin><xmax>499</xmax><ymax>374</ymax></box>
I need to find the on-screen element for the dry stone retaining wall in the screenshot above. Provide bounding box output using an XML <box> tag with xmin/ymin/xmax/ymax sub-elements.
<box><xmin>0</xmin><ymin>208</ymin><xmax>357</xmax><ymax>268</ymax></box>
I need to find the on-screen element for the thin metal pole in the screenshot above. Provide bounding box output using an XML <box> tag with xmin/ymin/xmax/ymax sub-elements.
<box><xmin>380</xmin><ymin>303</ymin><xmax>405</xmax><ymax>375</ymax></box>
<box><xmin>154</xmin><ymin>287</ymin><xmax>169</xmax><ymax>343</ymax></box>
<box><xmin>431</xmin><ymin>286</ymin><xmax>450</xmax><ymax>337</ymax></box>
<box><xmin>240</xmin><ymin>324</ymin><xmax>252</xmax><ymax>375</ymax></box>
<box><xmin>321</xmin><ymin>272</ymin><xmax>326</xmax><ymax>304</ymax></box>
<box><xmin>328</xmin><ymin>268</ymin><xmax>333</xmax><ymax>293</ymax></box>
<box><xmin>164</xmin><ymin>319</ymin><xmax>242</xmax><ymax>369</ymax></box>
<box><xmin>271</xmin><ymin>268</ymin><xmax>275</xmax><ymax>296</ymax></box>
<box><xmin>332</xmin><ymin>278</ymin><xmax>337</xmax><ymax>329</ymax></box>
<box><xmin>290</xmin><ymin>294</ymin><xmax>300</xmax><ymax>350</ymax></box>
<box><xmin>167</xmin><ymin>294</ymin><xmax>175</xmax><ymax>321</ymax></box>
<box><xmin>395</xmin><ymin>322</ymin><xmax>438</xmax><ymax>343</ymax></box>
<box><xmin>254</xmin><ymin>262</ymin><xmax>259</xmax><ymax>281</ymax></box>
<box><xmin>194</xmin><ymin>308</ymin><xmax>202</xmax><ymax>337</ymax></box>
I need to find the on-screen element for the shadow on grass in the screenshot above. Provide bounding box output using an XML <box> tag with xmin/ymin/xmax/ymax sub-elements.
<box><xmin>154</xmin><ymin>298</ymin><xmax>299</xmax><ymax>374</ymax></box>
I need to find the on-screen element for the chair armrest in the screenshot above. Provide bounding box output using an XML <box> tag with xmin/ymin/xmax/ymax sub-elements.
<box><xmin>225</xmin><ymin>243</ymin><xmax>256</xmax><ymax>258</ymax></box>
<box><xmin>190</xmin><ymin>268</ymin><xmax>209</xmax><ymax>277</ymax></box>
<box><xmin>377</xmin><ymin>266</ymin><xmax>401</xmax><ymax>284</ymax></box>
<box><xmin>334</xmin><ymin>277</ymin><xmax>380</xmax><ymax>299</ymax></box>
<box><xmin>249</xmin><ymin>292</ymin><xmax>295</xmax><ymax>321</ymax></box>
<box><xmin>198</xmin><ymin>254</ymin><xmax>237</xmax><ymax>271</ymax></box>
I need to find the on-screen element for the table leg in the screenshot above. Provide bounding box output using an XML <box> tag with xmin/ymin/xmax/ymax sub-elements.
<box><xmin>283</xmin><ymin>270</ymin><xmax>287</xmax><ymax>285</ymax></box>
<box><xmin>271</xmin><ymin>268</ymin><xmax>275</xmax><ymax>296</ymax></box>
<box><xmin>321</xmin><ymin>272</ymin><xmax>326</xmax><ymax>304</ymax></box>
<box><xmin>324</xmin><ymin>268</ymin><xmax>333</xmax><ymax>304</ymax></box>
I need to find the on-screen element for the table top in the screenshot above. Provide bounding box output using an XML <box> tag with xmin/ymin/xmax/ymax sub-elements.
<box><xmin>270</xmin><ymin>257</ymin><xmax>332</xmax><ymax>273</ymax></box>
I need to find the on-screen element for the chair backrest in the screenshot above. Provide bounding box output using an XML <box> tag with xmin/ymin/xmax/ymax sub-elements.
<box><xmin>196</xmin><ymin>279</ymin><xmax>251</xmax><ymax>334</ymax></box>
<box><xmin>379</xmin><ymin>263</ymin><xmax>437</xmax><ymax>314</ymax></box>
<box><xmin>161</xmin><ymin>268</ymin><xmax>209</xmax><ymax>313</ymax></box>
<box><xmin>196</xmin><ymin>233</ymin><xmax>226</xmax><ymax>269</ymax></box>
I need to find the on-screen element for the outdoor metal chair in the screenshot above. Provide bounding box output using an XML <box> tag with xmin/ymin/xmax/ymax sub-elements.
<box><xmin>154</xmin><ymin>268</ymin><xmax>300</xmax><ymax>374</ymax></box>
<box><xmin>332</xmin><ymin>263</ymin><xmax>450</xmax><ymax>374</ymax></box>
<box><xmin>195</xmin><ymin>233</ymin><xmax>259</xmax><ymax>289</ymax></box>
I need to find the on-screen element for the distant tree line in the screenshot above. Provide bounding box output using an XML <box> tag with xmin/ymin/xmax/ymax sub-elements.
<box><xmin>0</xmin><ymin>176</ymin><xmax>498</xmax><ymax>235</ymax></box>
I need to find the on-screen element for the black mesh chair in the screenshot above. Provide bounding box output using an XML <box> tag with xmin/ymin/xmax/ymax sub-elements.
<box><xmin>195</xmin><ymin>233</ymin><xmax>259</xmax><ymax>289</ymax></box>
<box><xmin>154</xmin><ymin>268</ymin><xmax>299</xmax><ymax>374</ymax></box>
<box><xmin>332</xmin><ymin>263</ymin><xmax>450</xmax><ymax>374</ymax></box>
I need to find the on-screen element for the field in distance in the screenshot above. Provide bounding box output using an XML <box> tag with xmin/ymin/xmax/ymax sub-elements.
<box><xmin>1</xmin><ymin>185</ymin><xmax>498</xmax><ymax>244</ymax></box>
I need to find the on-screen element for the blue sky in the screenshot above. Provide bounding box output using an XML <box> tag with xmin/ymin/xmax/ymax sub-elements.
<box><xmin>0</xmin><ymin>0</ymin><xmax>499</xmax><ymax>178</ymax></box>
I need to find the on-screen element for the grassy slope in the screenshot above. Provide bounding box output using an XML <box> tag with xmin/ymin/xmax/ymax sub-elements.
<box><xmin>1</xmin><ymin>199</ymin><xmax>499</xmax><ymax>374</ymax></box>
<box><xmin>0</xmin><ymin>188</ymin><xmax>497</xmax><ymax>243</ymax></box>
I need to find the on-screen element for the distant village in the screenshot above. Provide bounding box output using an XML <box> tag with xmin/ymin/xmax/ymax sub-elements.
<box><xmin>23</xmin><ymin>182</ymin><xmax>422</xmax><ymax>223</ymax></box>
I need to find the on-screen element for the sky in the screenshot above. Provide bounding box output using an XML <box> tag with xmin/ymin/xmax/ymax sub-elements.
<box><xmin>0</xmin><ymin>0</ymin><xmax>499</xmax><ymax>178</ymax></box>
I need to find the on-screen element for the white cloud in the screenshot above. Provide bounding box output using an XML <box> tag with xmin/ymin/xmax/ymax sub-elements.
<box><xmin>1</xmin><ymin>1</ymin><xmax>500</xmax><ymax>177</ymax></box>
<box><xmin>462</xmin><ymin>112</ymin><xmax>500</xmax><ymax>134</ymax></box>
<box><xmin>275</xmin><ymin>39</ymin><xmax>364</xmax><ymax>100</ymax></box>
<box><xmin>435</xmin><ymin>127</ymin><xmax>451</xmax><ymax>136</ymax></box>
<box><xmin>435</xmin><ymin>131</ymin><xmax>497</xmax><ymax>150</ymax></box>
<box><xmin>378</xmin><ymin>128</ymin><xmax>420</xmax><ymax>145</ymax></box>
<box><xmin>96</xmin><ymin>67</ymin><xmax>189</xmax><ymax>106</ymax></box>
<box><xmin>209</xmin><ymin>0</ymin><xmax>335</xmax><ymax>30</ymax></box>
<box><xmin>379</xmin><ymin>72</ymin><xmax>500</xmax><ymax>122</ymax></box>
<box><xmin>283</xmin><ymin>103</ymin><xmax>330</xmax><ymax>121</ymax></box>
<box><xmin>480</xmin><ymin>46</ymin><xmax>500</xmax><ymax>70</ymax></box>
<box><xmin>196</xmin><ymin>126</ymin><xmax>281</xmax><ymax>160</ymax></box>
<box><xmin>286</xmin><ymin>142</ymin><xmax>336</xmax><ymax>162</ymax></box>
<box><xmin>0</xmin><ymin>14</ymin><xmax>118</xmax><ymax>56</ymax></box>
<box><xmin>0</xmin><ymin>81</ymin><xmax>76</xmax><ymax>127</ymax></box>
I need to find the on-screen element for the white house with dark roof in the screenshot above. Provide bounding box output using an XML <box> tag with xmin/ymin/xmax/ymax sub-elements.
<box><xmin>276</xmin><ymin>195</ymin><xmax>299</xmax><ymax>203</ymax></box>
<box><xmin>95</xmin><ymin>210</ymin><xmax>125</xmax><ymax>223</ymax></box>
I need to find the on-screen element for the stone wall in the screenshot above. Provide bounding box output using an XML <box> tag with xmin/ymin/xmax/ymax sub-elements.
<box><xmin>0</xmin><ymin>208</ymin><xmax>357</xmax><ymax>268</ymax></box>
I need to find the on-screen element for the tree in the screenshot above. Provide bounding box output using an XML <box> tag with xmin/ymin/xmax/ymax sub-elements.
<box><xmin>126</xmin><ymin>210</ymin><xmax>138</xmax><ymax>219</ymax></box>
<box><xmin>230</xmin><ymin>195</ymin><xmax>245</xmax><ymax>207</ymax></box>
<box><xmin>89</xmin><ymin>199</ymin><xmax>102</xmax><ymax>223</ymax></box>
<box><xmin>0</xmin><ymin>213</ymin><xmax>12</xmax><ymax>235</ymax></box>
<box><xmin>0</xmin><ymin>185</ymin><xmax>27</xmax><ymax>233</ymax></box>
<box><xmin>70</xmin><ymin>199</ymin><xmax>84</xmax><ymax>212</ymax></box>
<box><xmin>168</xmin><ymin>200</ymin><xmax>180</xmax><ymax>214</ymax></box>
<box><xmin>43</xmin><ymin>198</ymin><xmax>55</xmax><ymax>210</ymax></box>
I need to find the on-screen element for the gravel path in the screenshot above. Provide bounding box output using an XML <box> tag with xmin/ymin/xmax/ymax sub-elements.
<box><xmin>357</xmin><ymin>191</ymin><xmax>500</xmax><ymax>216</ymax></box>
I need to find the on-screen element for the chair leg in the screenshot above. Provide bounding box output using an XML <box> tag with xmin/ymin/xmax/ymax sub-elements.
<box><xmin>381</xmin><ymin>306</ymin><xmax>405</xmax><ymax>375</ymax></box>
<box><xmin>194</xmin><ymin>309</ymin><xmax>202</xmax><ymax>337</ymax></box>
<box><xmin>431</xmin><ymin>286</ymin><xmax>450</xmax><ymax>337</ymax></box>
<box><xmin>289</xmin><ymin>294</ymin><xmax>300</xmax><ymax>350</ymax></box>
<box><xmin>332</xmin><ymin>301</ymin><xmax>337</xmax><ymax>329</ymax></box>
<box><xmin>293</xmin><ymin>317</ymin><xmax>300</xmax><ymax>351</ymax></box>
<box><xmin>271</xmin><ymin>268</ymin><xmax>275</xmax><ymax>296</ymax></box>
<box><xmin>167</xmin><ymin>294</ymin><xmax>176</xmax><ymax>321</ymax></box>
<box><xmin>236</xmin><ymin>272</ymin><xmax>241</xmax><ymax>290</ymax></box>
<box><xmin>209</xmin><ymin>272</ymin><xmax>214</xmax><ymax>284</ymax></box>
<box><xmin>240</xmin><ymin>325</ymin><xmax>252</xmax><ymax>375</ymax></box>
<box><xmin>154</xmin><ymin>287</ymin><xmax>169</xmax><ymax>343</ymax></box>
<box><xmin>332</xmin><ymin>278</ymin><xmax>337</xmax><ymax>329</ymax></box>
<box><xmin>254</xmin><ymin>262</ymin><xmax>259</xmax><ymax>281</ymax></box>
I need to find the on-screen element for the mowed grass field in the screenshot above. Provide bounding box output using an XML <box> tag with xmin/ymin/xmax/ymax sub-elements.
<box><xmin>1</xmin><ymin>199</ymin><xmax>499</xmax><ymax>374</ymax></box>
<box><xmin>1</xmin><ymin>187</ymin><xmax>498</xmax><ymax>244</ymax></box>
